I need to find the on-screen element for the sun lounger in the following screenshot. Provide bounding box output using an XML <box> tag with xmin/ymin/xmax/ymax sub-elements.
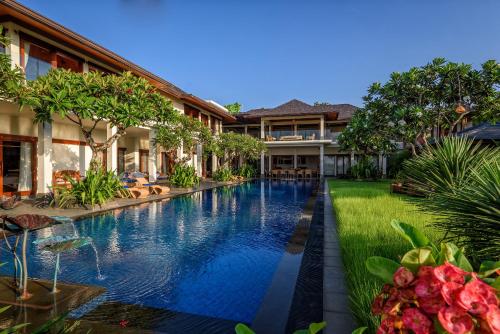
<box><xmin>123</xmin><ymin>183</ymin><xmax>149</xmax><ymax>199</ymax></box>
<box><xmin>134</xmin><ymin>177</ymin><xmax>170</xmax><ymax>195</ymax></box>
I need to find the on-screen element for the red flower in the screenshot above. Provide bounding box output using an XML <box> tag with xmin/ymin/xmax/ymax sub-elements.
<box><xmin>402</xmin><ymin>308</ymin><xmax>432</xmax><ymax>334</ymax></box>
<box><xmin>119</xmin><ymin>319</ymin><xmax>129</xmax><ymax>328</ymax></box>
<box><xmin>372</xmin><ymin>292</ymin><xmax>386</xmax><ymax>315</ymax></box>
<box><xmin>457</xmin><ymin>276</ymin><xmax>498</xmax><ymax>315</ymax></box>
<box><xmin>438</xmin><ymin>305</ymin><xmax>474</xmax><ymax>334</ymax></box>
<box><xmin>434</xmin><ymin>263</ymin><xmax>467</xmax><ymax>285</ymax></box>
<box><xmin>126</xmin><ymin>88</ymin><xmax>133</xmax><ymax>95</ymax></box>
<box><xmin>419</xmin><ymin>294</ymin><xmax>446</xmax><ymax>315</ymax></box>
<box><xmin>399</xmin><ymin>288</ymin><xmax>418</xmax><ymax>304</ymax></box>
<box><xmin>415</xmin><ymin>276</ymin><xmax>442</xmax><ymax>298</ymax></box>
<box><xmin>394</xmin><ymin>267</ymin><xmax>415</xmax><ymax>288</ymax></box>
<box><xmin>417</xmin><ymin>266</ymin><xmax>435</xmax><ymax>279</ymax></box>
<box><xmin>486</xmin><ymin>305</ymin><xmax>500</xmax><ymax>334</ymax></box>
<box><xmin>441</xmin><ymin>282</ymin><xmax>463</xmax><ymax>306</ymax></box>
<box><xmin>377</xmin><ymin>315</ymin><xmax>403</xmax><ymax>334</ymax></box>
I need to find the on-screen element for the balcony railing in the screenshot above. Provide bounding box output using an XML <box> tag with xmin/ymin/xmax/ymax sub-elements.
<box><xmin>265</xmin><ymin>130</ymin><xmax>320</xmax><ymax>141</ymax></box>
<box><xmin>325</xmin><ymin>131</ymin><xmax>342</xmax><ymax>142</ymax></box>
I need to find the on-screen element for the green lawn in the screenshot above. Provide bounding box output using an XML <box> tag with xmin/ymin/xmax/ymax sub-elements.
<box><xmin>328</xmin><ymin>180</ymin><xmax>442</xmax><ymax>332</ymax></box>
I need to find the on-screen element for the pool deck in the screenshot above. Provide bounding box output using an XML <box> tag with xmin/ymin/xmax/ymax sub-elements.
<box><xmin>2</xmin><ymin>179</ymin><xmax>246</xmax><ymax>220</ymax></box>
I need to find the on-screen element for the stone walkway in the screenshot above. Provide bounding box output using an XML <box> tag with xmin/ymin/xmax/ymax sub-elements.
<box><xmin>3</xmin><ymin>180</ymin><xmax>245</xmax><ymax>220</ymax></box>
<box><xmin>323</xmin><ymin>180</ymin><xmax>356</xmax><ymax>333</ymax></box>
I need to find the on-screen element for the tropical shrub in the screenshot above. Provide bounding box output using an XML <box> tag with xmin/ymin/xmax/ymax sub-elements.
<box><xmin>237</xmin><ymin>164</ymin><xmax>256</xmax><ymax>178</ymax></box>
<box><xmin>365</xmin><ymin>220</ymin><xmax>499</xmax><ymax>334</ymax></box>
<box><xmin>349</xmin><ymin>156</ymin><xmax>379</xmax><ymax>180</ymax></box>
<box><xmin>213</xmin><ymin>167</ymin><xmax>233</xmax><ymax>182</ymax></box>
<box><xmin>235</xmin><ymin>321</ymin><xmax>327</xmax><ymax>334</ymax></box>
<box><xmin>401</xmin><ymin>137</ymin><xmax>500</xmax><ymax>259</ymax></box>
<box><xmin>169</xmin><ymin>164</ymin><xmax>199</xmax><ymax>188</ymax></box>
<box><xmin>55</xmin><ymin>168</ymin><xmax>129</xmax><ymax>208</ymax></box>
<box><xmin>387</xmin><ymin>150</ymin><xmax>411</xmax><ymax>178</ymax></box>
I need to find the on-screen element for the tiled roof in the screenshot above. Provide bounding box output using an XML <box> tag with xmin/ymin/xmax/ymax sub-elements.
<box><xmin>236</xmin><ymin>99</ymin><xmax>357</xmax><ymax>122</ymax></box>
<box><xmin>455</xmin><ymin>122</ymin><xmax>500</xmax><ymax>141</ymax></box>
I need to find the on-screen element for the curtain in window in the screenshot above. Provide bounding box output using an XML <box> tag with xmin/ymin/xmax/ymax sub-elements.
<box><xmin>24</xmin><ymin>42</ymin><xmax>30</xmax><ymax>66</ymax></box>
<box><xmin>18</xmin><ymin>142</ymin><xmax>32</xmax><ymax>192</ymax></box>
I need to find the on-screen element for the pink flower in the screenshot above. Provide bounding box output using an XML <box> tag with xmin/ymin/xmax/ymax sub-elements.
<box><xmin>486</xmin><ymin>305</ymin><xmax>500</xmax><ymax>334</ymax></box>
<box><xmin>434</xmin><ymin>263</ymin><xmax>467</xmax><ymax>285</ymax></box>
<box><xmin>372</xmin><ymin>292</ymin><xmax>386</xmax><ymax>315</ymax></box>
<box><xmin>457</xmin><ymin>276</ymin><xmax>498</xmax><ymax>315</ymax></box>
<box><xmin>441</xmin><ymin>282</ymin><xmax>463</xmax><ymax>306</ymax></box>
<box><xmin>417</xmin><ymin>266</ymin><xmax>435</xmax><ymax>279</ymax></box>
<box><xmin>377</xmin><ymin>315</ymin><xmax>402</xmax><ymax>334</ymax></box>
<box><xmin>419</xmin><ymin>295</ymin><xmax>446</xmax><ymax>315</ymax></box>
<box><xmin>402</xmin><ymin>308</ymin><xmax>432</xmax><ymax>334</ymax></box>
<box><xmin>438</xmin><ymin>305</ymin><xmax>474</xmax><ymax>334</ymax></box>
<box><xmin>415</xmin><ymin>276</ymin><xmax>442</xmax><ymax>298</ymax></box>
<box><xmin>394</xmin><ymin>267</ymin><xmax>415</xmax><ymax>288</ymax></box>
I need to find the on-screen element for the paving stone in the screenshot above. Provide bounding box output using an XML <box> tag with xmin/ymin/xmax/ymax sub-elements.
<box><xmin>323</xmin><ymin>311</ymin><xmax>357</xmax><ymax>334</ymax></box>
<box><xmin>324</xmin><ymin>292</ymin><xmax>351</xmax><ymax>313</ymax></box>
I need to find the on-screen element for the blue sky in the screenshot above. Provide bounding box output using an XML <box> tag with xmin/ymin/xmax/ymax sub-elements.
<box><xmin>18</xmin><ymin>0</ymin><xmax>500</xmax><ymax>111</ymax></box>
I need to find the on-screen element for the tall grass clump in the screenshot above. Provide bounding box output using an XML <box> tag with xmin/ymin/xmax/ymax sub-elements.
<box><xmin>328</xmin><ymin>180</ymin><xmax>440</xmax><ymax>332</ymax></box>
<box><xmin>169</xmin><ymin>164</ymin><xmax>200</xmax><ymax>188</ymax></box>
<box><xmin>401</xmin><ymin>136</ymin><xmax>499</xmax><ymax>260</ymax></box>
<box><xmin>55</xmin><ymin>168</ymin><xmax>129</xmax><ymax>208</ymax></box>
<box><xmin>213</xmin><ymin>167</ymin><xmax>233</xmax><ymax>182</ymax></box>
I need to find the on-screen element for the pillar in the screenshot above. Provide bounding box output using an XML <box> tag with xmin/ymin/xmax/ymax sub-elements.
<box><xmin>268</xmin><ymin>153</ymin><xmax>272</xmax><ymax>172</ymax></box>
<box><xmin>196</xmin><ymin>144</ymin><xmax>203</xmax><ymax>177</ymax></box>
<box><xmin>350</xmin><ymin>151</ymin><xmax>356</xmax><ymax>166</ymax></box>
<box><xmin>37</xmin><ymin>122</ymin><xmax>53</xmax><ymax>194</ymax></box>
<box><xmin>4</xmin><ymin>23</ymin><xmax>21</xmax><ymax>68</ymax></box>
<box><xmin>244</xmin><ymin>125</ymin><xmax>248</xmax><ymax>135</ymax></box>
<box><xmin>106</xmin><ymin>125</ymin><xmax>118</xmax><ymax>172</ymax></box>
<box><xmin>133</xmin><ymin>138</ymin><xmax>140</xmax><ymax>172</ymax></box>
<box><xmin>294</xmin><ymin>123</ymin><xmax>298</xmax><ymax>136</ymax></box>
<box><xmin>260</xmin><ymin>152</ymin><xmax>265</xmax><ymax>176</ymax></box>
<box><xmin>260</xmin><ymin>119</ymin><xmax>265</xmax><ymax>139</ymax></box>
<box><xmin>293</xmin><ymin>150</ymin><xmax>298</xmax><ymax>169</ymax></box>
<box><xmin>319</xmin><ymin>144</ymin><xmax>324</xmax><ymax>176</ymax></box>
<box><xmin>382</xmin><ymin>155</ymin><xmax>387</xmax><ymax>177</ymax></box>
<box><xmin>149</xmin><ymin>128</ymin><xmax>158</xmax><ymax>182</ymax></box>
<box><xmin>320</xmin><ymin>116</ymin><xmax>325</xmax><ymax>139</ymax></box>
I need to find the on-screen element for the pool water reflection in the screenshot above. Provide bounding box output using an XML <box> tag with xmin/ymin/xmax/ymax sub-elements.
<box><xmin>5</xmin><ymin>180</ymin><xmax>314</xmax><ymax>323</ymax></box>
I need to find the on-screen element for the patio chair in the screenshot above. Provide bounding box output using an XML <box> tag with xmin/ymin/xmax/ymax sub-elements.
<box><xmin>52</xmin><ymin>170</ymin><xmax>81</xmax><ymax>189</ymax></box>
<box><xmin>271</xmin><ymin>169</ymin><xmax>280</xmax><ymax>178</ymax></box>
<box><xmin>288</xmin><ymin>169</ymin><xmax>296</xmax><ymax>179</ymax></box>
<box><xmin>296</xmin><ymin>169</ymin><xmax>304</xmax><ymax>179</ymax></box>
<box><xmin>304</xmin><ymin>169</ymin><xmax>312</xmax><ymax>179</ymax></box>
<box><xmin>122</xmin><ymin>182</ymin><xmax>149</xmax><ymax>199</ymax></box>
<box><xmin>134</xmin><ymin>177</ymin><xmax>171</xmax><ymax>195</ymax></box>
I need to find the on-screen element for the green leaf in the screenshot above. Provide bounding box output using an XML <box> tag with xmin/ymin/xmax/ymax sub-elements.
<box><xmin>401</xmin><ymin>247</ymin><xmax>435</xmax><ymax>273</ymax></box>
<box><xmin>308</xmin><ymin>322</ymin><xmax>327</xmax><ymax>334</ymax></box>
<box><xmin>454</xmin><ymin>249</ymin><xmax>473</xmax><ymax>272</ymax></box>
<box><xmin>235</xmin><ymin>323</ymin><xmax>256</xmax><ymax>334</ymax></box>
<box><xmin>366</xmin><ymin>256</ymin><xmax>400</xmax><ymax>284</ymax></box>
<box><xmin>352</xmin><ymin>327</ymin><xmax>367</xmax><ymax>334</ymax></box>
<box><xmin>479</xmin><ymin>260</ymin><xmax>500</xmax><ymax>278</ymax></box>
<box><xmin>391</xmin><ymin>220</ymin><xmax>430</xmax><ymax>249</ymax></box>
<box><xmin>490</xmin><ymin>276</ymin><xmax>500</xmax><ymax>290</ymax></box>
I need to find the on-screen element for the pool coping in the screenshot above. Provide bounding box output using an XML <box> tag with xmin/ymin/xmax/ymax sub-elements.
<box><xmin>252</xmin><ymin>184</ymin><xmax>318</xmax><ymax>333</ymax></box>
<box><xmin>323</xmin><ymin>179</ymin><xmax>357</xmax><ymax>333</ymax></box>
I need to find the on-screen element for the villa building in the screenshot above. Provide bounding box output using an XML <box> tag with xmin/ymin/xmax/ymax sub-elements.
<box><xmin>223</xmin><ymin>99</ymin><xmax>388</xmax><ymax>177</ymax></box>
<box><xmin>0</xmin><ymin>0</ymin><xmax>235</xmax><ymax>197</ymax></box>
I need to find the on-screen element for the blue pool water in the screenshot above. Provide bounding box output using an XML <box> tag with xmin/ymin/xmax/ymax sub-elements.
<box><xmin>4</xmin><ymin>180</ymin><xmax>313</xmax><ymax>323</ymax></box>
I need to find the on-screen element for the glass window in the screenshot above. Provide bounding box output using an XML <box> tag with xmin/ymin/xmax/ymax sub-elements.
<box><xmin>56</xmin><ymin>54</ymin><xmax>81</xmax><ymax>72</ymax></box>
<box><xmin>118</xmin><ymin>148</ymin><xmax>126</xmax><ymax>174</ymax></box>
<box><xmin>24</xmin><ymin>42</ymin><xmax>52</xmax><ymax>81</ymax></box>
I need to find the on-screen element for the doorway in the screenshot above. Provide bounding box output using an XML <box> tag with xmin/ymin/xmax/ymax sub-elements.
<box><xmin>0</xmin><ymin>136</ymin><xmax>36</xmax><ymax>196</ymax></box>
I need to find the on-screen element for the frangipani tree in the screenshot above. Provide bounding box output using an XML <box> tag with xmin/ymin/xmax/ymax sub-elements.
<box><xmin>20</xmin><ymin>69</ymin><xmax>176</xmax><ymax>169</ymax></box>
<box><xmin>210</xmin><ymin>132</ymin><xmax>266</xmax><ymax>168</ymax></box>
<box><xmin>340</xmin><ymin>58</ymin><xmax>500</xmax><ymax>156</ymax></box>
<box><xmin>0</xmin><ymin>26</ymin><xmax>23</xmax><ymax>101</ymax></box>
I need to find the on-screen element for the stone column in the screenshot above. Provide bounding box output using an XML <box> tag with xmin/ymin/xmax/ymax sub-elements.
<box><xmin>293</xmin><ymin>150</ymin><xmax>298</xmax><ymax>169</ymax></box>
<box><xmin>260</xmin><ymin>152</ymin><xmax>265</xmax><ymax>176</ymax></box>
<box><xmin>268</xmin><ymin>153</ymin><xmax>272</xmax><ymax>172</ymax></box>
<box><xmin>149</xmin><ymin>128</ymin><xmax>158</xmax><ymax>182</ymax></box>
<box><xmin>319</xmin><ymin>144</ymin><xmax>324</xmax><ymax>176</ymax></box>
<box><xmin>244</xmin><ymin>125</ymin><xmax>248</xmax><ymax>135</ymax></box>
<box><xmin>106</xmin><ymin>125</ymin><xmax>118</xmax><ymax>172</ymax></box>
<box><xmin>4</xmin><ymin>23</ymin><xmax>21</xmax><ymax>68</ymax></box>
<box><xmin>382</xmin><ymin>155</ymin><xmax>387</xmax><ymax>177</ymax></box>
<box><xmin>37</xmin><ymin>122</ymin><xmax>53</xmax><ymax>194</ymax></box>
<box><xmin>320</xmin><ymin>116</ymin><xmax>325</xmax><ymax>139</ymax></box>
<box><xmin>133</xmin><ymin>138</ymin><xmax>140</xmax><ymax>172</ymax></box>
<box><xmin>196</xmin><ymin>144</ymin><xmax>203</xmax><ymax>177</ymax></box>
<box><xmin>260</xmin><ymin>119</ymin><xmax>265</xmax><ymax>139</ymax></box>
<box><xmin>350</xmin><ymin>151</ymin><xmax>356</xmax><ymax>166</ymax></box>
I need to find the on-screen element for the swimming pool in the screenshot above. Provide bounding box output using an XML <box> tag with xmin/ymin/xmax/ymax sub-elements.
<box><xmin>6</xmin><ymin>180</ymin><xmax>314</xmax><ymax>326</ymax></box>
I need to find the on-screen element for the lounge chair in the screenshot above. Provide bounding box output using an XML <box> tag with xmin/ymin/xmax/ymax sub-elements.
<box><xmin>271</xmin><ymin>169</ymin><xmax>280</xmax><ymax>178</ymax></box>
<box><xmin>134</xmin><ymin>177</ymin><xmax>171</xmax><ymax>195</ymax></box>
<box><xmin>122</xmin><ymin>182</ymin><xmax>149</xmax><ymax>199</ymax></box>
<box><xmin>304</xmin><ymin>169</ymin><xmax>312</xmax><ymax>178</ymax></box>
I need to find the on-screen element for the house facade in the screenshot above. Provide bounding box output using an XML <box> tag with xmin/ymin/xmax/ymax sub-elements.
<box><xmin>0</xmin><ymin>0</ymin><xmax>235</xmax><ymax>196</ymax></box>
<box><xmin>223</xmin><ymin>99</ymin><xmax>388</xmax><ymax>177</ymax></box>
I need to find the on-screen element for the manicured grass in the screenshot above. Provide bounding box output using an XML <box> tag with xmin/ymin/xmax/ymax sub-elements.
<box><xmin>328</xmin><ymin>180</ymin><xmax>442</xmax><ymax>332</ymax></box>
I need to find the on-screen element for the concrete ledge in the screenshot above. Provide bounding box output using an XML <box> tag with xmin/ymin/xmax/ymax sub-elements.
<box><xmin>323</xmin><ymin>179</ymin><xmax>356</xmax><ymax>334</ymax></box>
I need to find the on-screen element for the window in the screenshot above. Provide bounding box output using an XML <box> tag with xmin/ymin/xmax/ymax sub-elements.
<box><xmin>139</xmin><ymin>150</ymin><xmax>149</xmax><ymax>173</ymax></box>
<box><xmin>117</xmin><ymin>148</ymin><xmax>126</xmax><ymax>174</ymax></box>
<box><xmin>24</xmin><ymin>42</ymin><xmax>52</xmax><ymax>81</ymax></box>
<box><xmin>56</xmin><ymin>53</ymin><xmax>81</xmax><ymax>72</ymax></box>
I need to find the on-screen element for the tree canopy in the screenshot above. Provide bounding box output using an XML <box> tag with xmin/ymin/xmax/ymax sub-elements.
<box><xmin>20</xmin><ymin>69</ymin><xmax>176</xmax><ymax>165</ymax></box>
<box><xmin>224</xmin><ymin>102</ymin><xmax>242</xmax><ymax>114</ymax></box>
<box><xmin>0</xmin><ymin>26</ymin><xmax>23</xmax><ymax>101</ymax></box>
<box><xmin>210</xmin><ymin>132</ymin><xmax>266</xmax><ymax>167</ymax></box>
<box><xmin>339</xmin><ymin>58</ymin><xmax>500</xmax><ymax>155</ymax></box>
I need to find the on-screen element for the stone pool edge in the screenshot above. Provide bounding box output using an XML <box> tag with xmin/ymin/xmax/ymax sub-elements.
<box><xmin>323</xmin><ymin>179</ymin><xmax>356</xmax><ymax>333</ymax></box>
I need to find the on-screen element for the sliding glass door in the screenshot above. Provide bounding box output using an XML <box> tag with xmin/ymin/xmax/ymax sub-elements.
<box><xmin>0</xmin><ymin>136</ymin><xmax>36</xmax><ymax>196</ymax></box>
